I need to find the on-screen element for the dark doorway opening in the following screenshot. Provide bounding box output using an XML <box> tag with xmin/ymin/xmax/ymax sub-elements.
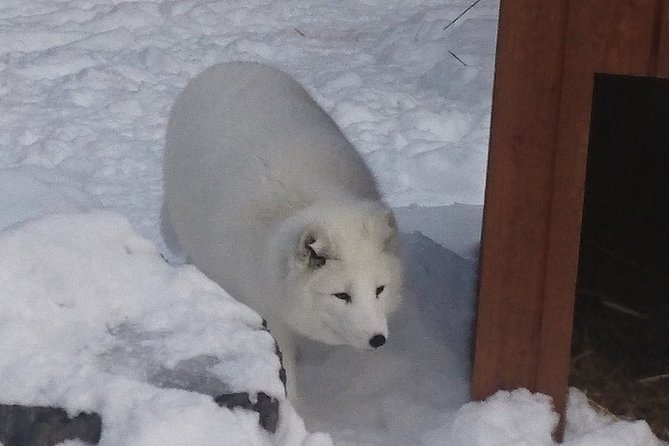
<box><xmin>571</xmin><ymin>74</ymin><xmax>669</xmax><ymax>440</ymax></box>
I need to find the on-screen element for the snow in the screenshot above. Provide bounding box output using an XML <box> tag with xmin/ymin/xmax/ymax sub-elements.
<box><xmin>424</xmin><ymin>388</ymin><xmax>665</xmax><ymax>446</ymax></box>
<box><xmin>564</xmin><ymin>389</ymin><xmax>664</xmax><ymax>446</ymax></box>
<box><xmin>0</xmin><ymin>208</ymin><xmax>329</xmax><ymax>445</ymax></box>
<box><xmin>0</xmin><ymin>0</ymin><xmax>664</xmax><ymax>445</ymax></box>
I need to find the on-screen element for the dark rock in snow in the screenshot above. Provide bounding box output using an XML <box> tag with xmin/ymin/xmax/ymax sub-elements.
<box><xmin>0</xmin><ymin>405</ymin><xmax>102</xmax><ymax>446</ymax></box>
<box><xmin>0</xmin><ymin>341</ymin><xmax>286</xmax><ymax>444</ymax></box>
<box><xmin>214</xmin><ymin>392</ymin><xmax>280</xmax><ymax>433</ymax></box>
<box><xmin>150</xmin><ymin>354</ymin><xmax>282</xmax><ymax>433</ymax></box>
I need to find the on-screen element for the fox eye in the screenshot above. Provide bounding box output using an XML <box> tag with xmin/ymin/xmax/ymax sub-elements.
<box><xmin>333</xmin><ymin>292</ymin><xmax>351</xmax><ymax>303</ymax></box>
<box><xmin>375</xmin><ymin>286</ymin><xmax>385</xmax><ymax>297</ymax></box>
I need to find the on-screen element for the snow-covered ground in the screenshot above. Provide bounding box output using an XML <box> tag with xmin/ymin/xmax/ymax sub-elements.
<box><xmin>0</xmin><ymin>209</ymin><xmax>322</xmax><ymax>446</ymax></box>
<box><xmin>0</xmin><ymin>1</ymin><xmax>664</xmax><ymax>445</ymax></box>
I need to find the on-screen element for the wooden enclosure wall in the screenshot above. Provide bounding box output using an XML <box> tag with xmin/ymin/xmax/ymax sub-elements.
<box><xmin>472</xmin><ymin>0</ymin><xmax>669</xmax><ymax>436</ymax></box>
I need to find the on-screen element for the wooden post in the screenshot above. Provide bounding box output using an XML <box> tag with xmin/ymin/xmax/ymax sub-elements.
<box><xmin>657</xmin><ymin>2</ymin><xmax>669</xmax><ymax>77</ymax></box>
<box><xmin>473</xmin><ymin>0</ymin><xmax>668</xmax><ymax>439</ymax></box>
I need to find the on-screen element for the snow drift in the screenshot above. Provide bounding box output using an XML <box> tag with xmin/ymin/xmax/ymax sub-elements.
<box><xmin>0</xmin><ymin>207</ymin><xmax>331</xmax><ymax>446</ymax></box>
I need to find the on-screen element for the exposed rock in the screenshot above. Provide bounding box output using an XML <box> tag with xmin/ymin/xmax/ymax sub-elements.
<box><xmin>215</xmin><ymin>392</ymin><xmax>280</xmax><ymax>433</ymax></box>
<box><xmin>0</xmin><ymin>405</ymin><xmax>101</xmax><ymax>446</ymax></box>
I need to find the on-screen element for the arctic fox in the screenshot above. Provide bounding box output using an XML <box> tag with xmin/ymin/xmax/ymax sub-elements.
<box><xmin>163</xmin><ymin>62</ymin><xmax>402</xmax><ymax>400</ymax></box>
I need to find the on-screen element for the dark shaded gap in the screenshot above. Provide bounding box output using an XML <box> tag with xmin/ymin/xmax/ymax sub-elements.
<box><xmin>571</xmin><ymin>73</ymin><xmax>669</xmax><ymax>441</ymax></box>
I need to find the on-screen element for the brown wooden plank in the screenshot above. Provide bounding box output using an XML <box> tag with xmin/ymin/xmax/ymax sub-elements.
<box><xmin>657</xmin><ymin>0</ymin><xmax>669</xmax><ymax>77</ymax></box>
<box><xmin>537</xmin><ymin>0</ymin><xmax>660</xmax><ymax>421</ymax></box>
<box><xmin>472</xmin><ymin>0</ymin><xmax>569</xmax><ymax>400</ymax></box>
<box><xmin>474</xmin><ymin>0</ymin><xmax>663</xmax><ymax>437</ymax></box>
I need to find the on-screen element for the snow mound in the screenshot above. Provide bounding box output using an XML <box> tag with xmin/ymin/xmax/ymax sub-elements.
<box><xmin>423</xmin><ymin>388</ymin><xmax>664</xmax><ymax>446</ymax></box>
<box><xmin>0</xmin><ymin>210</ymin><xmax>331</xmax><ymax>446</ymax></box>
<box><xmin>564</xmin><ymin>389</ymin><xmax>664</xmax><ymax>446</ymax></box>
<box><xmin>436</xmin><ymin>389</ymin><xmax>558</xmax><ymax>446</ymax></box>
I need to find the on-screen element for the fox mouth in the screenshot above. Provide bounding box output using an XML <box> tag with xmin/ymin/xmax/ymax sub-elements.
<box><xmin>323</xmin><ymin>322</ymin><xmax>378</xmax><ymax>350</ymax></box>
<box><xmin>323</xmin><ymin>322</ymin><xmax>349</xmax><ymax>345</ymax></box>
<box><xmin>322</xmin><ymin>320</ymin><xmax>364</xmax><ymax>347</ymax></box>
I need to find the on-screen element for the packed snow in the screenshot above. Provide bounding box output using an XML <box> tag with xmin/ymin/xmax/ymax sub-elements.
<box><xmin>0</xmin><ymin>0</ymin><xmax>664</xmax><ymax>445</ymax></box>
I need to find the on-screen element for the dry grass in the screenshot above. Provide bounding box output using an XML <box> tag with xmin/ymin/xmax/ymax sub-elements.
<box><xmin>571</xmin><ymin>352</ymin><xmax>669</xmax><ymax>441</ymax></box>
<box><xmin>570</xmin><ymin>290</ymin><xmax>669</xmax><ymax>442</ymax></box>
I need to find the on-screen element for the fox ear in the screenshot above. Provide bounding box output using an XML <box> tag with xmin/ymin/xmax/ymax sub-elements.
<box><xmin>381</xmin><ymin>210</ymin><xmax>400</xmax><ymax>255</ymax></box>
<box><xmin>383</xmin><ymin>209</ymin><xmax>397</xmax><ymax>231</ymax></box>
<box><xmin>297</xmin><ymin>227</ymin><xmax>330</xmax><ymax>268</ymax></box>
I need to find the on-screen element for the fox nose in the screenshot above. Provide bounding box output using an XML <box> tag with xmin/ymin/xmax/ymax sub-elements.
<box><xmin>369</xmin><ymin>334</ymin><xmax>386</xmax><ymax>349</ymax></box>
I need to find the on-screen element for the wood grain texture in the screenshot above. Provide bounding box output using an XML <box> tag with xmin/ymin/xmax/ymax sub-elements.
<box><xmin>657</xmin><ymin>1</ymin><xmax>669</xmax><ymax>77</ymax></box>
<box><xmin>474</xmin><ymin>0</ymin><xmax>667</xmax><ymax>437</ymax></box>
<box><xmin>473</xmin><ymin>0</ymin><xmax>569</xmax><ymax>399</ymax></box>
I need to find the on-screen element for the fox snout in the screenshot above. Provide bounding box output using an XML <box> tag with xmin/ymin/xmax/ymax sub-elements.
<box><xmin>369</xmin><ymin>333</ymin><xmax>386</xmax><ymax>348</ymax></box>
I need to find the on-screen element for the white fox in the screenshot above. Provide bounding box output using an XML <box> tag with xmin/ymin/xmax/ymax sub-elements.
<box><xmin>163</xmin><ymin>62</ymin><xmax>402</xmax><ymax>400</ymax></box>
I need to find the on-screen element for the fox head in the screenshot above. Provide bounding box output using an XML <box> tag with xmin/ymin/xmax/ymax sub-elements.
<box><xmin>273</xmin><ymin>201</ymin><xmax>402</xmax><ymax>351</ymax></box>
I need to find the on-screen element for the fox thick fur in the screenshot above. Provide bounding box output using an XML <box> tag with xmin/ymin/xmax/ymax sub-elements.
<box><xmin>163</xmin><ymin>62</ymin><xmax>402</xmax><ymax>400</ymax></box>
